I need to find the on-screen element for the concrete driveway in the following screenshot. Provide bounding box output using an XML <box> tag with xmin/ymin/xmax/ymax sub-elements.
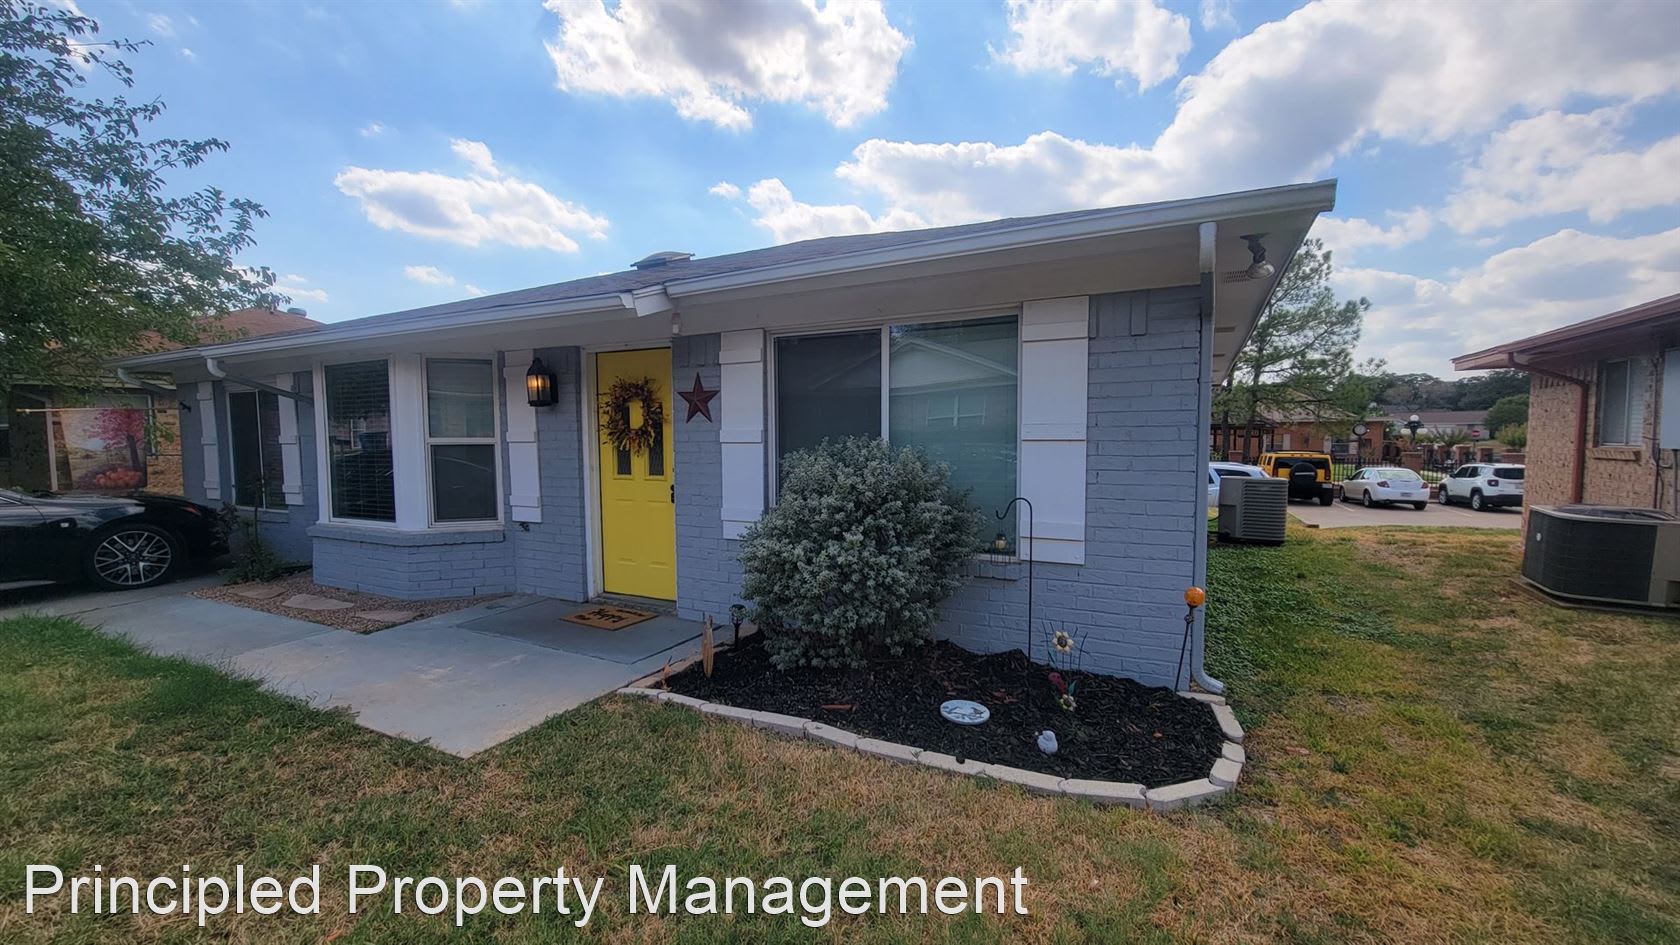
<box><xmin>1</xmin><ymin>580</ymin><xmax>699</xmax><ymax>756</ymax></box>
<box><xmin>1289</xmin><ymin>497</ymin><xmax>1522</xmax><ymax>530</ymax></box>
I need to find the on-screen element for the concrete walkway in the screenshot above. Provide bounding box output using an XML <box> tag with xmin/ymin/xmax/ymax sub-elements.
<box><xmin>1</xmin><ymin>581</ymin><xmax>701</xmax><ymax>757</ymax></box>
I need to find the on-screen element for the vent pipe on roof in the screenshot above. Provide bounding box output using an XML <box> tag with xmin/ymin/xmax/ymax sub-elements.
<box><xmin>631</xmin><ymin>251</ymin><xmax>694</xmax><ymax>270</ymax></box>
<box><xmin>285</xmin><ymin>306</ymin><xmax>308</xmax><ymax>316</ymax></box>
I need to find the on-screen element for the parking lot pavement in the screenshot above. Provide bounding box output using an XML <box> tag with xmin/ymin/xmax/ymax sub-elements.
<box><xmin>1287</xmin><ymin>497</ymin><xmax>1522</xmax><ymax>530</ymax></box>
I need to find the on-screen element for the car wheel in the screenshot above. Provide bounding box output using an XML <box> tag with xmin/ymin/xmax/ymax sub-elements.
<box><xmin>1438</xmin><ymin>485</ymin><xmax>1451</xmax><ymax>505</ymax></box>
<box><xmin>1470</xmin><ymin>490</ymin><xmax>1485</xmax><ymax>511</ymax></box>
<box><xmin>1362</xmin><ymin>491</ymin><xmax>1374</xmax><ymax>508</ymax></box>
<box><xmin>84</xmin><ymin>523</ymin><xmax>179</xmax><ymax>590</ymax></box>
<box><xmin>1413</xmin><ymin>502</ymin><xmax>1427</xmax><ymax>510</ymax></box>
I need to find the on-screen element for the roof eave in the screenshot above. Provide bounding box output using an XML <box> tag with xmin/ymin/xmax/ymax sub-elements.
<box><xmin>666</xmin><ymin>180</ymin><xmax>1338</xmax><ymax>300</ymax></box>
<box><xmin>113</xmin><ymin>292</ymin><xmax>634</xmax><ymax>369</ymax></box>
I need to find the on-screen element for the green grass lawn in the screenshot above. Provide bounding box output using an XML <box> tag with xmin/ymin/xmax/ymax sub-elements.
<box><xmin>3</xmin><ymin>526</ymin><xmax>1677</xmax><ymax>943</ymax></box>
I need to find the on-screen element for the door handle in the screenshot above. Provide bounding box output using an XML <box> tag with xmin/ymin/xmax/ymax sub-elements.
<box><xmin>670</xmin><ymin>483</ymin><xmax>675</xmax><ymax>504</ymax></box>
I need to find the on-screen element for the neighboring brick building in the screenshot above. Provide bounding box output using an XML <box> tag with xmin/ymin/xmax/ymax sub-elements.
<box><xmin>1453</xmin><ymin>293</ymin><xmax>1680</xmax><ymax>513</ymax></box>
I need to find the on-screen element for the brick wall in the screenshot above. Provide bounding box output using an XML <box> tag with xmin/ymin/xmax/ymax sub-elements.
<box><xmin>312</xmin><ymin>524</ymin><xmax>514</xmax><ymax>599</ymax></box>
<box><xmin>1526</xmin><ymin>351</ymin><xmax>1676</xmax><ymax>511</ymax></box>
<box><xmin>671</xmin><ymin>333</ymin><xmax>748</xmax><ymax>622</ymax></box>
<box><xmin>507</xmin><ymin>347</ymin><xmax>589</xmax><ymax>600</ymax></box>
<box><xmin>934</xmin><ymin>286</ymin><xmax>1202</xmax><ymax>686</ymax></box>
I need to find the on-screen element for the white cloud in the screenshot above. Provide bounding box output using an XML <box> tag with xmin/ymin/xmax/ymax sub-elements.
<box><xmin>1311</xmin><ymin>209</ymin><xmax>1433</xmax><ymax>258</ymax></box>
<box><xmin>1444</xmin><ymin>108</ymin><xmax>1680</xmax><ymax>231</ymax></box>
<box><xmin>1340</xmin><ymin>227</ymin><xmax>1680</xmax><ymax>373</ymax></box>
<box><xmin>403</xmin><ymin>265</ymin><xmax>456</xmax><ymax>286</ymax></box>
<box><xmin>994</xmin><ymin>0</ymin><xmax>1191</xmax><ymax>90</ymax></box>
<box><xmin>717</xmin><ymin>178</ymin><xmax>925</xmax><ymax>244</ymax></box>
<box><xmin>463</xmin><ymin>284</ymin><xmax>487</xmax><ymax>297</ymax></box>
<box><xmin>359</xmin><ymin>121</ymin><xmax>386</xmax><ymax>138</ymax></box>
<box><xmin>1198</xmin><ymin>0</ymin><xmax>1236</xmax><ymax>31</ymax></box>
<box><xmin>179</xmin><ymin>47</ymin><xmax>197</xmax><ymax>62</ymax></box>
<box><xmin>335</xmin><ymin>140</ymin><xmax>608</xmax><ymax>253</ymax></box>
<box><xmin>543</xmin><ymin>0</ymin><xmax>910</xmax><ymax>130</ymax></box>
<box><xmin>146</xmin><ymin>13</ymin><xmax>175</xmax><ymax>37</ymax></box>
<box><xmin>273</xmin><ymin>274</ymin><xmax>328</xmax><ymax>305</ymax></box>
<box><xmin>450</xmin><ymin>138</ymin><xmax>496</xmax><ymax>176</ymax></box>
<box><xmin>708</xmin><ymin>181</ymin><xmax>741</xmax><ymax>200</ymax></box>
<box><xmin>759</xmin><ymin>1</ymin><xmax>1680</xmax><ymax>230</ymax></box>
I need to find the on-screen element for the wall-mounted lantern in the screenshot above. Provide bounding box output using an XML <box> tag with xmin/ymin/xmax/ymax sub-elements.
<box><xmin>526</xmin><ymin>356</ymin><xmax>557</xmax><ymax>407</ymax></box>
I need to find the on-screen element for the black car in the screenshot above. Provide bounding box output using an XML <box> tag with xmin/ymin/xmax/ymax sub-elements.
<box><xmin>0</xmin><ymin>489</ymin><xmax>228</xmax><ymax>591</ymax></box>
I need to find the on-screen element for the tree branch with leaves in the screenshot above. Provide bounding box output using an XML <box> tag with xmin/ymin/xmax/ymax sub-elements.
<box><xmin>0</xmin><ymin>1</ymin><xmax>279</xmax><ymax>391</ymax></box>
<box><xmin>1213</xmin><ymin>238</ymin><xmax>1373</xmax><ymax>450</ymax></box>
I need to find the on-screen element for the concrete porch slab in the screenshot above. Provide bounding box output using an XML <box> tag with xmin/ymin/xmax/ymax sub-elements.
<box><xmin>458</xmin><ymin>597</ymin><xmax>703</xmax><ymax>665</ymax></box>
<box><xmin>230</xmin><ymin>621</ymin><xmax>634</xmax><ymax>756</ymax></box>
<box><xmin>5</xmin><ymin>581</ymin><xmax>699</xmax><ymax>758</ymax></box>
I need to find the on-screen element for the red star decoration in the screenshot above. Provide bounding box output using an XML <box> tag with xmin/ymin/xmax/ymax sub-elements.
<box><xmin>678</xmin><ymin>372</ymin><xmax>718</xmax><ymax>422</ymax></box>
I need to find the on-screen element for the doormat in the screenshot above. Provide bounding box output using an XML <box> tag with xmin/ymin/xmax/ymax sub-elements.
<box><xmin>562</xmin><ymin>605</ymin><xmax>658</xmax><ymax>630</ymax></box>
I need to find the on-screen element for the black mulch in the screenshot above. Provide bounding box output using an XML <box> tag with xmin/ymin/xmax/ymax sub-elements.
<box><xmin>665</xmin><ymin>636</ymin><xmax>1224</xmax><ymax>787</ymax></box>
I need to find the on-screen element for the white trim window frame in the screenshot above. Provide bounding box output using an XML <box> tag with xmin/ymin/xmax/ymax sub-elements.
<box><xmin>766</xmin><ymin>308</ymin><xmax>1024</xmax><ymax>549</ymax></box>
<box><xmin>225</xmin><ymin>385</ymin><xmax>286</xmax><ymax>511</ymax></box>
<box><xmin>1596</xmin><ymin>358</ymin><xmax>1637</xmax><ymax>446</ymax></box>
<box><xmin>317</xmin><ymin>357</ymin><xmax>398</xmax><ymax>526</ymax></box>
<box><xmin>423</xmin><ymin>356</ymin><xmax>504</xmax><ymax>527</ymax></box>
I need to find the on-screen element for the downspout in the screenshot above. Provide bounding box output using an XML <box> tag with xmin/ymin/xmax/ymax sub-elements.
<box><xmin>1508</xmin><ymin>353</ymin><xmax>1586</xmax><ymax>503</ymax></box>
<box><xmin>1191</xmin><ymin>221</ymin><xmax>1225</xmax><ymax>695</ymax></box>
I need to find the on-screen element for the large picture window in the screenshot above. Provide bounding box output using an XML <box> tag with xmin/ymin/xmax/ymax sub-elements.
<box><xmin>228</xmin><ymin>390</ymin><xmax>285</xmax><ymax>509</ymax></box>
<box><xmin>774</xmin><ymin>315</ymin><xmax>1019</xmax><ymax>547</ymax></box>
<box><xmin>324</xmin><ymin>360</ymin><xmax>395</xmax><ymax>522</ymax></box>
<box><xmin>426</xmin><ymin>359</ymin><xmax>498</xmax><ymax>523</ymax></box>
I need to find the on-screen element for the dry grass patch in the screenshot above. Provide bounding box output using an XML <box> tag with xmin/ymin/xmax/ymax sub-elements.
<box><xmin>5</xmin><ymin>523</ymin><xmax>1679</xmax><ymax>943</ymax></box>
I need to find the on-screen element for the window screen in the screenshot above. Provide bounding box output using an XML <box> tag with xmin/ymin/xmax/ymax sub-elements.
<box><xmin>773</xmin><ymin>316</ymin><xmax>1020</xmax><ymax>553</ymax></box>
<box><xmin>324</xmin><ymin>360</ymin><xmax>395</xmax><ymax>522</ymax></box>
<box><xmin>426</xmin><ymin>359</ymin><xmax>497</xmax><ymax>523</ymax></box>
<box><xmin>775</xmin><ymin>331</ymin><xmax>881</xmax><ymax>464</ymax></box>
<box><xmin>1597</xmin><ymin>360</ymin><xmax>1634</xmax><ymax>445</ymax></box>
<box><xmin>889</xmin><ymin>317</ymin><xmax>1018</xmax><ymax>545</ymax></box>
<box><xmin>228</xmin><ymin>390</ymin><xmax>286</xmax><ymax>509</ymax></box>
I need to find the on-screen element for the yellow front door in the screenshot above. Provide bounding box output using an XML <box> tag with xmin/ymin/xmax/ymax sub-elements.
<box><xmin>596</xmin><ymin>348</ymin><xmax>677</xmax><ymax>600</ymax></box>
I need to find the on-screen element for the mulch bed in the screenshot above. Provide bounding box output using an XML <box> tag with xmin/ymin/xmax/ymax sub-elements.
<box><xmin>666</xmin><ymin>636</ymin><xmax>1224</xmax><ymax>787</ymax></box>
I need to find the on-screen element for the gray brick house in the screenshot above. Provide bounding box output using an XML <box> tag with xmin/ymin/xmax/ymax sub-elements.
<box><xmin>116</xmin><ymin>181</ymin><xmax>1336</xmax><ymax>692</ymax></box>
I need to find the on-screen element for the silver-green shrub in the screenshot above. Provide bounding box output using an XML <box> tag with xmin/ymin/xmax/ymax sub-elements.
<box><xmin>740</xmin><ymin>437</ymin><xmax>980</xmax><ymax>669</ymax></box>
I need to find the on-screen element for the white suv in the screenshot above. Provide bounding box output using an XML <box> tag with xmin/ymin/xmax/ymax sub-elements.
<box><xmin>1439</xmin><ymin>463</ymin><xmax>1525</xmax><ymax>511</ymax></box>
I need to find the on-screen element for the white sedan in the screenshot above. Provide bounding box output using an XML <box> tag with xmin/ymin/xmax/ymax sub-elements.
<box><xmin>1207</xmin><ymin>461</ymin><xmax>1270</xmax><ymax>508</ymax></box>
<box><xmin>1339</xmin><ymin>467</ymin><xmax>1430</xmax><ymax>510</ymax></box>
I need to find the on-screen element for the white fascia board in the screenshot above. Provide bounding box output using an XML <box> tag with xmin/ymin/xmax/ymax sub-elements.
<box><xmin>114</xmin><ymin>293</ymin><xmax>635</xmax><ymax>370</ymax></box>
<box><xmin>664</xmin><ymin>180</ymin><xmax>1337</xmax><ymax>300</ymax></box>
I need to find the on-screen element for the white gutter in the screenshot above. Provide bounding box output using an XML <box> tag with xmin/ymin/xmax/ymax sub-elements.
<box><xmin>664</xmin><ymin>180</ymin><xmax>1337</xmax><ymax>300</ymax></box>
<box><xmin>204</xmin><ymin>357</ymin><xmax>313</xmax><ymax>404</ymax></box>
<box><xmin>114</xmin><ymin>180</ymin><xmax>1335</xmax><ymax>371</ymax></box>
<box><xmin>115</xmin><ymin>292</ymin><xmax>636</xmax><ymax>369</ymax></box>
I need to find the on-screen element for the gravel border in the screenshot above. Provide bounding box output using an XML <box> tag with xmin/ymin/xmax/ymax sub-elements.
<box><xmin>616</xmin><ymin>684</ymin><xmax>1243</xmax><ymax>812</ymax></box>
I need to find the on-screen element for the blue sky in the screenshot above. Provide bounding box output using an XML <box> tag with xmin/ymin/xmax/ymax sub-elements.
<box><xmin>77</xmin><ymin>0</ymin><xmax>1680</xmax><ymax>375</ymax></box>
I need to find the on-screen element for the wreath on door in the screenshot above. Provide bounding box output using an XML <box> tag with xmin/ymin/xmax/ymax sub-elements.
<box><xmin>600</xmin><ymin>376</ymin><xmax>664</xmax><ymax>455</ymax></box>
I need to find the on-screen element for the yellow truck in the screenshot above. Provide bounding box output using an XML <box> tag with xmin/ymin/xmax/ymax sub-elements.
<box><xmin>1256</xmin><ymin>451</ymin><xmax>1336</xmax><ymax>505</ymax></box>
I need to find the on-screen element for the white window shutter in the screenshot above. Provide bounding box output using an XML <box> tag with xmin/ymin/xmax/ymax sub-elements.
<box><xmin>503</xmin><ymin>349</ymin><xmax>542</xmax><ymax>523</ymax></box>
<box><xmin>197</xmin><ymin>382</ymin><xmax>221</xmax><ymax>501</ymax></box>
<box><xmin>719</xmin><ymin>329</ymin><xmax>765</xmax><ymax>539</ymax></box>
<box><xmin>1019</xmin><ymin>297</ymin><xmax>1088</xmax><ymax>564</ymax></box>
<box><xmin>274</xmin><ymin>373</ymin><xmax>305</xmax><ymax>506</ymax></box>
